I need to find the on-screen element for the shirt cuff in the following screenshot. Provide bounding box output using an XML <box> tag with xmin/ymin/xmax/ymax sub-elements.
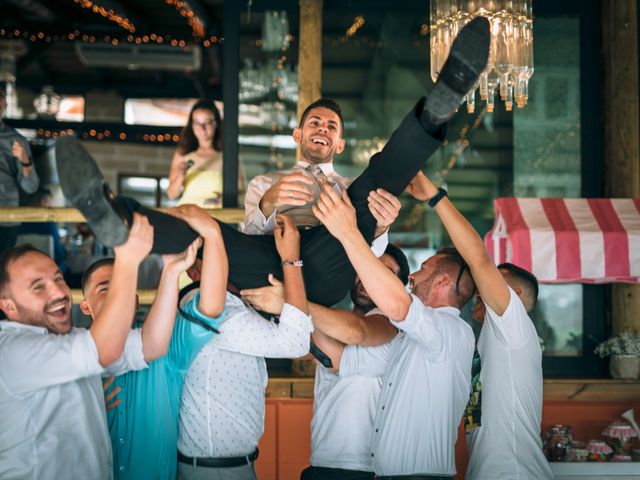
<box><xmin>122</xmin><ymin>329</ymin><xmax>148</xmax><ymax>371</ymax></box>
<box><xmin>370</xmin><ymin>230</ymin><xmax>389</xmax><ymax>257</ymax></box>
<box><xmin>184</xmin><ymin>291</ymin><xmax>226</xmax><ymax>325</ymax></box>
<box><xmin>279</xmin><ymin>303</ymin><xmax>314</xmax><ymax>333</ymax></box>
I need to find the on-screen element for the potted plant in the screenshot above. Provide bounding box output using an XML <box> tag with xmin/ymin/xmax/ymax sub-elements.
<box><xmin>594</xmin><ymin>332</ymin><xmax>640</xmax><ymax>379</ymax></box>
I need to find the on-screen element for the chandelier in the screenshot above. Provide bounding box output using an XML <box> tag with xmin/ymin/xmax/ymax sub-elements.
<box><xmin>430</xmin><ymin>0</ymin><xmax>534</xmax><ymax>113</ymax></box>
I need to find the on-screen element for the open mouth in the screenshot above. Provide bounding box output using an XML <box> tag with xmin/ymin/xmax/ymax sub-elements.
<box><xmin>311</xmin><ymin>136</ymin><xmax>329</xmax><ymax>146</ymax></box>
<box><xmin>46</xmin><ymin>301</ymin><xmax>70</xmax><ymax>319</ymax></box>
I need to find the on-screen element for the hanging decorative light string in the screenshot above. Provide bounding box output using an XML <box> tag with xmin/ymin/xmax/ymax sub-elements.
<box><xmin>430</xmin><ymin>0</ymin><xmax>534</xmax><ymax>113</ymax></box>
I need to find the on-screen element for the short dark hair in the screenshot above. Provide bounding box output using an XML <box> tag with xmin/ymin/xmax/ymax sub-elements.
<box><xmin>299</xmin><ymin>98</ymin><xmax>344</xmax><ymax>135</ymax></box>
<box><xmin>383</xmin><ymin>243</ymin><xmax>410</xmax><ymax>286</ymax></box>
<box><xmin>81</xmin><ymin>257</ymin><xmax>115</xmax><ymax>293</ymax></box>
<box><xmin>498</xmin><ymin>262</ymin><xmax>539</xmax><ymax>309</ymax></box>
<box><xmin>436</xmin><ymin>246</ymin><xmax>476</xmax><ymax>309</ymax></box>
<box><xmin>0</xmin><ymin>244</ymin><xmax>44</xmax><ymax>295</ymax></box>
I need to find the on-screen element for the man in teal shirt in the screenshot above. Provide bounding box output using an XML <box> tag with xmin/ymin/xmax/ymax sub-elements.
<box><xmin>81</xmin><ymin>205</ymin><xmax>229</xmax><ymax>480</ymax></box>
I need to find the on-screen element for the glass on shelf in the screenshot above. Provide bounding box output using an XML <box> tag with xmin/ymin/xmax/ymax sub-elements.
<box><xmin>543</xmin><ymin>424</ymin><xmax>573</xmax><ymax>461</ymax></box>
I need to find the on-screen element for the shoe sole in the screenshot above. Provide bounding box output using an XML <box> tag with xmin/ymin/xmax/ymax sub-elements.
<box><xmin>427</xmin><ymin>16</ymin><xmax>491</xmax><ymax>121</ymax></box>
<box><xmin>55</xmin><ymin>136</ymin><xmax>129</xmax><ymax>247</ymax></box>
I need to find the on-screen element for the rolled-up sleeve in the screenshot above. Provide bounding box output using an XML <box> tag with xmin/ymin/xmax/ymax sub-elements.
<box><xmin>0</xmin><ymin>329</ymin><xmax>104</xmax><ymax>397</ymax></box>
<box><xmin>242</xmin><ymin>175</ymin><xmax>277</xmax><ymax>234</ymax></box>
<box><xmin>370</xmin><ymin>230</ymin><xmax>389</xmax><ymax>257</ymax></box>
<box><xmin>339</xmin><ymin>339</ymin><xmax>394</xmax><ymax>378</ymax></box>
<box><xmin>103</xmin><ymin>329</ymin><xmax>148</xmax><ymax>376</ymax></box>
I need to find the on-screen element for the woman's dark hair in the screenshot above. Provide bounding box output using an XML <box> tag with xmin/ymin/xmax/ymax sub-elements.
<box><xmin>177</xmin><ymin>99</ymin><xmax>223</xmax><ymax>154</ymax></box>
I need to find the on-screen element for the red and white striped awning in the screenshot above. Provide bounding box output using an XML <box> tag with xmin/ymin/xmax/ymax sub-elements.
<box><xmin>484</xmin><ymin>198</ymin><xmax>640</xmax><ymax>284</ymax></box>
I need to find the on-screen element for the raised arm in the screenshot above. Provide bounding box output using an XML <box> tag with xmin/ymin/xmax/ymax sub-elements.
<box><xmin>167</xmin><ymin>150</ymin><xmax>189</xmax><ymax>200</ymax></box>
<box><xmin>140</xmin><ymin>238</ymin><xmax>201</xmax><ymax>362</ymax></box>
<box><xmin>90</xmin><ymin>213</ymin><xmax>153</xmax><ymax>367</ymax></box>
<box><xmin>240</xmin><ymin>276</ymin><xmax>395</xmax><ymax>369</ymax></box>
<box><xmin>406</xmin><ymin>171</ymin><xmax>510</xmax><ymax>315</ymax></box>
<box><xmin>313</xmin><ymin>187</ymin><xmax>412</xmax><ymax>320</ymax></box>
<box><xmin>170</xmin><ymin>204</ymin><xmax>228</xmax><ymax>318</ymax></box>
<box><xmin>274</xmin><ymin>213</ymin><xmax>308</xmax><ymax>314</ymax></box>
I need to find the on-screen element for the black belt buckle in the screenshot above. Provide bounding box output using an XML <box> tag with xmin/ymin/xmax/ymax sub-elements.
<box><xmin>178</xmin><ymin>448</ymin><xmax>259</xmax><ymax>468</ymax></box>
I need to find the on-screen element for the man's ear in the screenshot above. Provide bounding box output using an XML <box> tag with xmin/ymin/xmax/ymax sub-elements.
<box><xmin>0</xmin><ymin>298</ymin><xmax>16</xmax><ymax>318</ymax></box>
<box><xmin>79</xmin><ymin>299</ymin><xmax>92</xmax><ymax>316</ymax></box>
<box><xmin>293</xmin><ymin>127</ymin><xmax>302</xmax><ymax>145</ymax></box>
<box><xmin>336</xmin><ymin>137</ymin><xmax>346</xmax><ymax>155</ymax></box>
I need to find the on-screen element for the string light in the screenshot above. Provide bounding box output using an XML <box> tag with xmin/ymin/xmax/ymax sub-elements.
<box><xmin>23</xmin><ymin>127</ymin><xmax>182</xmax><ymax>145</ymax></box>
<box><xmin>0</xmin><ymin>28</ymin><xmax>220</xmax><ymax>47</ymax></box>
<box><xmin>345</xmin><ymin>15</ymin><xmax>365</xmax><ymax>38</ymax></box>
<box><xmin>73</xmin><ymin>0</ymin><xmax>136</xmax><ymax>33</ymax></box>
<box><xmin>165</xmin><ymin>0</ymin><xmax>206</xmax><ymax>38</ymax></box>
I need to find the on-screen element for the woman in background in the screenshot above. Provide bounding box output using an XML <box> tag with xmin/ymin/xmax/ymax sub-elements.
<box><xmin>167</xmin><ymin>99</ymin><xmax>223</xmax><ymax>207</ymax></box>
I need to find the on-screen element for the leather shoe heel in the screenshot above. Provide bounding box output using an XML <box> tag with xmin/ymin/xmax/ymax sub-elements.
<box><xmin>55</xmin><ymin>136</ymin><xmax>129</xmax><ymax>247</ymax></box>
<box><xmin>426</xmin><ymin>16</ymin><xmax>491</xmax><ymax>123</ymax></box>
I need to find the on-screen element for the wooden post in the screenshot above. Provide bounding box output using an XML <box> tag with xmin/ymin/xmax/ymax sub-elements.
<box><xmin>603</xmin><ymin>0</ymin><xmax>640</xmax><ymax>334</ymax></box>
<box><xmin>296</xmin><ymin>0</ymin><xmax>323</xmax><ymax>161</ymax></box>
<box><xmin>291</xmin><ymin>0</ymin><xmax>323</xmax><ymax>377</ymax></box>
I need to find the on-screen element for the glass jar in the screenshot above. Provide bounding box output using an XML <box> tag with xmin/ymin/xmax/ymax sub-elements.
<box><xmin>565</xmin><ymin>441</ymin><xmax>589</xmax><ymax>462</ymax></box>
<box><xmin>601</xmin><ymin>420</ymin><xmax>638</xmax><ymax>455</ymax></box>
<box><xmin>543</xmin><ymin>424</ymin><xmax>573</xmax><ymax>461</ymax></box>
<box><xmin>586</xmin><ymin>439</ymin><xmax>613</xmax><ymax>462</ymax></box>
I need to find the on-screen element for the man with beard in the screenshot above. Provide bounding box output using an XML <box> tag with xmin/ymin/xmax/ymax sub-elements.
<box><xmin>242</xmin><ymin>98</ymin><xmax>398</xmax><ymax>257</ymax></box>
<box><xmin>403</xmin><ymin>171</ymin><xmax>553</xmax><ymax>480</ymax></box>
<box><xmin>312</xmin><ymin>185</ymin><xmax>476</xmax><ymax>479</ymax></box>
<box><xmin>241</xmin><ymin>244</ymin><xmax>409</xmax><ymax>480</ymax></box>
<box><xmin>54</xmin><ymin>17</ymin><xmax>490</xmax><ymax>308</ymax></box>
<box><xmin>0</xmin><ymin>214</ymin><xmax>171</xmax><ymax>479</ymax></box>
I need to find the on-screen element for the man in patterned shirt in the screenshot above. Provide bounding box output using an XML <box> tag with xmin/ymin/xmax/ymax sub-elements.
<box><xmin>178</xmin><ymin>214</ymin><xmax>313</xmax><ymax>480</ymax></box>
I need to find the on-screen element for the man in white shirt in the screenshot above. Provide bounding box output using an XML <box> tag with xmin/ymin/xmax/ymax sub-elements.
<box><xmin>0</xmin><ymin>214</ymin><xmax>157</xmax><ymax>480</ymax></box>
<box><xmin>312</xmin><ymin>187</ymin><xmax>477</xmax><ymax>479</ymax></box>
<box><xmin>241</xmin><ymin>244</ymin><xmax>410</xmax><ymax>480</ymax></box>
<box><xmin>405</xmin><ymin>171</ymin><xmax>553</xmax><ymax>480</ymax></box>
<box><xmin>178</xmin><ymin>214</ymin><xmax>313</xmax><ymax>480</ymax></box>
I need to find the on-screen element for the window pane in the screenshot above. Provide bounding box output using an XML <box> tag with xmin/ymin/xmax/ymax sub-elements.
<box><xmin>119</xmin><ymin>176</ymin><xmax>159</xmax><ymax>208</ymax></box>
<box><xmin>532</xmin><ymin>284</ymin><xmax>583</xmax><ymax>357</ymax></box>
<box><xmin>57</xmin><ymin>96</ymin><xmax>85</xmax><ymax>122</ymax></box>
<box><xmin>125</xmin><ymin>98</ymin><xmax>200</xmax><ymax>126</ymax></box>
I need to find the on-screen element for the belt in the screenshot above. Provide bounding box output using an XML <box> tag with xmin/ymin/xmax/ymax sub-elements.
<box><xmin>178</xmin><ymin>448</ymin><xmax>259</xmax><ymax>468</ymax></box>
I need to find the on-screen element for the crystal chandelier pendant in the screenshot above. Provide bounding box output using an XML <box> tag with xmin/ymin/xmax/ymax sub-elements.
<box><xmin>429</xmin><ymin>0</ymin><xmax>534</xmax><ymax>112</ymax></box>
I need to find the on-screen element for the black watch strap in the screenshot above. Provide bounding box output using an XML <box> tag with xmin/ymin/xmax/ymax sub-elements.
<box><xmin>20</xmin><ymin>161</ymin><xmax>33</xmax><ymax>167</ymax></box>
<box><xmin>427</xmin><ymin>187</ymin><xmax>448</xmax><ymax>208</ymax></box>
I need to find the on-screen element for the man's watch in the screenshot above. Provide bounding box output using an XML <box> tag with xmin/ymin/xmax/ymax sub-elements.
<box><xmin>427</xmin><ymin>187</ymin><xmax>448</xmax><ymax>208</ymax></box>
<box><xmin>19</xmin><ymin>160</ymin><xmax>33</xmax><ymax>167</ymax></box>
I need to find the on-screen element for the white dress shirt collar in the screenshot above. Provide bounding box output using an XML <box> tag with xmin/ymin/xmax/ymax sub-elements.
<box><xmin>295</xmin><ymin>160</ymin><xmax>335</xmax><ymax>176</ymax></box>
<box><xmin>0</xmin><ymin>320</ymin><xmax>48</xmax><ymax>335</ymax></box>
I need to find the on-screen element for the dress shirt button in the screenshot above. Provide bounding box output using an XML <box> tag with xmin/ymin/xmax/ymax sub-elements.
<box><xmin>382</xmin><ymin>406</ymin><xmax>385</xmax><ymax>410</ymax></box>
<box><xmin>375</xmin><ymin>428</ymin><xmax>379</xmax><ymax>433</ymax></box>
<box><xmin>371</xmin><ymin>453</ymin><xmax>375</xmax><ymax>457</ymax></box>
<box><xmin>119</xmin><ymin>438</ymin><xmax>125</xmax><ymax>444</ymax></box>
<box><xmin>119</xmin><ymin>466</ymin><xmax>126</xmax><ymax>472</ymax></box>
<box><xmin>388</xmin><ymin>382</ymin><xmax>392</xmax><ymax>386</ymax></box>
